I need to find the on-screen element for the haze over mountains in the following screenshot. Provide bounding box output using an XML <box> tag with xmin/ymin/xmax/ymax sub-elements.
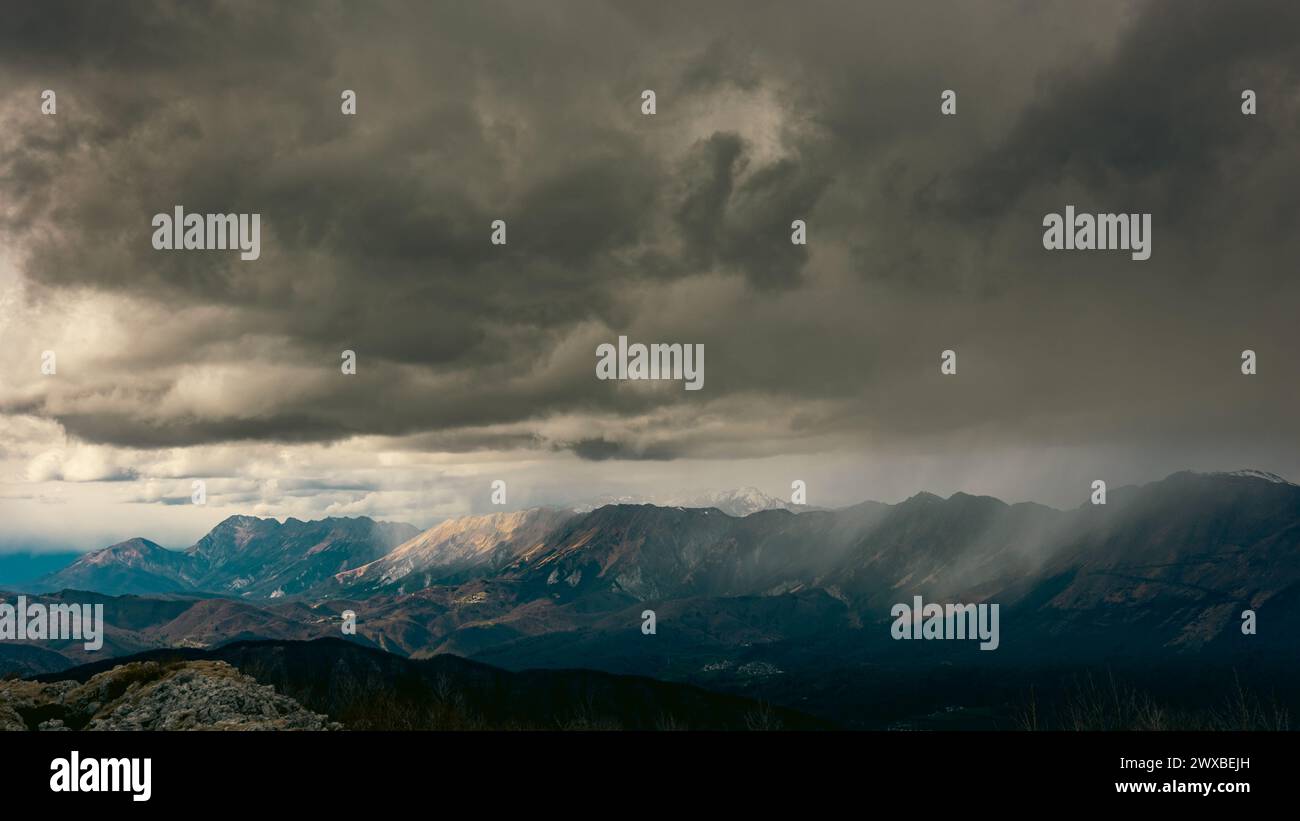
<box><xmin>6</xmin><ymin>471</ymin><xmax>1298</xmax><ymax>727</ymax></box>
<box><xmin>32</xmin><ymin>517</ymin><xmax>418</xmax><ymax>598</ymax></box>
<box><xmin>572</xmin><ymin>487</ymin><xmax>805</xmax><ymax>517</ymax></box>
<box><xmin>29</xmin><ymin>487</ymin><xmax>801</xmax><ymax>599</ymax></box>
<box><xmin>8</xmin><ymin>470</ymin><xmax>1296</xmax><ymax>697</ymax></box>
<box><xmin>28</xmin><ymin>488</ymin><xmax>800</xmax><ymax>601</ymax></box>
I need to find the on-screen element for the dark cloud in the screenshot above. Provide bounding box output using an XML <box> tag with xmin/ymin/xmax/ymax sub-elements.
<box><xmin>51</xmin><ymin>412</ymin><xmax>356</xmax><ymax>449</ymax></box>
<box><xmin>2</xmin><ymin>0</ymin><xmax>1298</xmax><ymax>473</ymax></box>
<box><xmin>567</xmin><ymin>437</ymin><xmax>681</xmax><ymax>462</ymax></box>
<box><xmin>930</xmin><ymin>0</ymin><xmax>1300</xmax><ymax>226</ymax></box>
<box><xmin>673</xmin><ymin>134</ymin><xmax>827</xmax><ymax>290</ymax></box>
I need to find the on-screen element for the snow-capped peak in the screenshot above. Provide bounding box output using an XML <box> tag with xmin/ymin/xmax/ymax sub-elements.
<box><xmin>573</xmin><ymin>487</ymin><xmax>799</xmax><ymax>517</ymax></box>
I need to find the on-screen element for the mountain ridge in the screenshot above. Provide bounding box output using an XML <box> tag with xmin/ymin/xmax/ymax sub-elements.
<box><xmin>19</xmin><ymin>470</ymin><xmax>1300</xmax><ymax>627</ymax></box>
<box><xmin>33</xmin><ymin>515</ymin><xmax>418</xmax><ymax>599</ymax></box>
<box><xmin>4</xmin><ymin>469</ymin><xmax>1299</xmax><ymax>730</ymax></box>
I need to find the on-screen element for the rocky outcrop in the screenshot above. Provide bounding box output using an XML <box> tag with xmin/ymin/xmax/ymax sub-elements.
<box><xmin>0</xmin><ymin>660</ymin><xmax>339</xmax><ymax>731</ymax></box>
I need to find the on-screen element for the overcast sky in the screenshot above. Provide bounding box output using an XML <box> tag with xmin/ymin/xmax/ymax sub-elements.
<box><xmin>2</xmin><ymin>0</ymin><xmax>1299</xmax><ymax>551</ymax></box>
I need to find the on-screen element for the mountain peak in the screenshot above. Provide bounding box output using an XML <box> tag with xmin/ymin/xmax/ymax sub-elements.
<box><xmin>106</xmin><ymin>537</ymin><xmax>165</xmax><ymax>551</ymax></box>
<box><xmin>212</xmin><ymin>514</ymin><xmax>272</xmax><ymax>530</ymax></box>
<box><xmin>334</xmin><ymin>507</ymin><xmax>574</xmax><ymax>591</ymax></box>
<box><xmin>900</xmin><ymin>491</ymin><xmax>943</xmax><ymax>504</ymax></box>
<box><xmin>34</xmin><ymin>537</ymin><xmax>191</xmax><ymax>596</ymax></box>
<box><xmin>70</xmin><ymin>538</ymin><xmax>175</xmax><ymax>569</ymax></box>
<box><xmin>573</xmin><ymin>487</ymin><xmax>798</xmax><ymax>518</ymax></box>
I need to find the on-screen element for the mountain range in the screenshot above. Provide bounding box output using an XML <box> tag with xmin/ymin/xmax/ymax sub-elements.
<box><xmin>31</xmin><ymin>516</ymin><xmax>418</xmax><ymax>598</ymax></box>
<box><xmin>7</xmin><ymin>470</ymin><xmax>1300</xmax><ymax>727</ymax></box>
<box><xmin>572</xmin><ymin>486</ymin><xmax>805</xmax><ymax>517</ymax></box>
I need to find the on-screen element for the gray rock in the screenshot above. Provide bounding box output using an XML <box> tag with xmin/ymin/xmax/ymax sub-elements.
<box><xmin>1</xmin><ymin>660</ymin><xmax>340</xmax><ymax>731</ymax></box>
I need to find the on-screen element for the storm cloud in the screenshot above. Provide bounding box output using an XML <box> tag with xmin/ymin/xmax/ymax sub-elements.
<box><xmin>1</xmin><ymin>0</ymin><xmax>1299</xmax><ymax>544</ymax></box>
